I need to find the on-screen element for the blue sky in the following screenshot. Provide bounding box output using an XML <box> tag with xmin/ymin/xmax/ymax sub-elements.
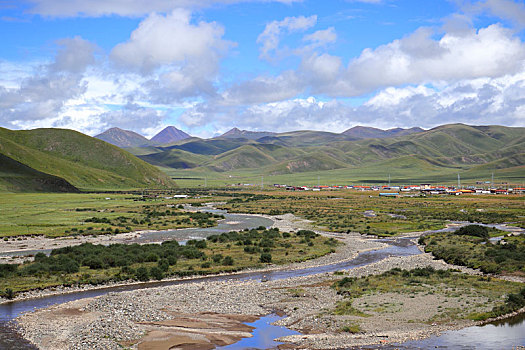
<box><xmin>0</xmin><ymin>0</ymin><xmax>524</xmax><ymax>137</ymax></box>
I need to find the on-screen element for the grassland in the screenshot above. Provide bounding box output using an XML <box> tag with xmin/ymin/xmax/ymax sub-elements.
<box><xmin>215</xmin><ymin>190</ymin><xmax>525</xmax><ymax>236</ymax></box>
<box><xmin>0</xmin><ymin>193</ymin><xmax>229</xmax><ymax>238</ymax></box>
<box><xmin>160</xmin><ymin>162</ymin><xmax>524</xmax><ymax>189</ymax></box>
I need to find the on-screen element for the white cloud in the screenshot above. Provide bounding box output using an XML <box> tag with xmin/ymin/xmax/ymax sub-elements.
<box><xmin>302</xmin><ymin>27</ymin><xmax>337</xmax><ymax>46</ymax></box>
<box><xmin>257</xmin><ymin>15</ymin><xmax>317</xmax><ymax>60</ymax></box>
<box><xmin>221</xmin><ymin>70</ymin><xmax>303</xmax><ymax>105</ymax></box>
<box><xmin>465</xmin><ymin>0</ymin><xmax>525</xmax><ymax>28</ymax></box>
<box><xmin>111</xmin><ymin>10</ymin><xmax>230</xmax><ymax>73</ymax></box>
<box><xmin>218</xmin><ymin>22</ymin><xmax>525</xmax><ymax>106</ymax></box>
<box><xmin>179</xmin><ymin>65</ymin><xmax>525</xmax><ymax>134</ymax></box>
<box><xmin>342</xmin><ymin>24</ymin><xmax>525</xmax><ymax>95</ymax></box>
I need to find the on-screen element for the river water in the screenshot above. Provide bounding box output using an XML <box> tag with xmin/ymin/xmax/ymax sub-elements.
<box><xmin>0</xmin><ymin>212</ymin><xmax>523</xmax><ymax>349</ymax></box>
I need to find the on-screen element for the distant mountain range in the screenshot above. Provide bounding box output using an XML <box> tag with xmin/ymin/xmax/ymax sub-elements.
<box><xmin>126</xmin><ymin>124</ymin><xmax>524</xmax><ymax>182</ymax></box>
<box><xmin>0</xmin><ymin>127</ymin><xmax>175</xmax><ymax>192</ymax></box>
<box><xmin>342</xmin><ymin>126</ymin><xmax>425</xmax><ymax>139</ymax></box>
<box><xmin>2</xmin><ymin>123</ymin><xmax>523</xmax><ymax>192</ymax></box>
<box><xmin>95</xmin><ymin>125</ymin><xmax>424</xmax><ymax>149</ymax></box>
<box><xmin>95</xmin><ymin>126</ymin><xmax>190</xmax><ymax>148</ymax></box>
<box><xmin>219</xmin><ymin>127</ymin><xmax>277</xmax><ymax>140</ymax></box>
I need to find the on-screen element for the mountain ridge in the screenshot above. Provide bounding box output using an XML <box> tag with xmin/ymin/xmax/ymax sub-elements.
<box><xmin>127</xmin><ymin>124</ymin><xmax>524</xmax><ymax>181</ymax></box>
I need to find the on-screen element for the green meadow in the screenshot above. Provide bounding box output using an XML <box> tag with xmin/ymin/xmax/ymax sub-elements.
<box><xmin>0</xmin><ymin>193</ymin><xmax>226</xmax><ymax>238</ymax></box>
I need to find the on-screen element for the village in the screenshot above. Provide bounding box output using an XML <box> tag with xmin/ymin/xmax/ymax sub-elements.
<box><xmin>270</xmin><ymin>183</ymin><xmax>525</xmax><ymax>195</ymax></box>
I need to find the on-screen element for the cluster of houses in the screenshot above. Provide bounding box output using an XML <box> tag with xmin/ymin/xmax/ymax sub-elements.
<box><xmin>273</xmin><ymin>183</ymin><xmax>525</xmax><ymax>196</ymax></box>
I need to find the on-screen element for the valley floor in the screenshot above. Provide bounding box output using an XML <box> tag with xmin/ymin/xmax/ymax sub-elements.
<box><xmin>13</xmin><ymin>214</ymin><xmax>523</xmax><ymax>350</ymax></box>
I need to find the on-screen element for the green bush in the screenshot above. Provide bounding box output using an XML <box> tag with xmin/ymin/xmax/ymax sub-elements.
<box><xmin>150</xmin><ymin>267</ymin><xmax>164</xmax><ymax>280</ymax></box>
<box><xmin>135</xmin><ymin>267</ymin><xmax>149</xmax><ymax>281</ymax></box>
<box><xmin>455</xmin><ymin>225</ymin><xmax>489</xmax><ymax>239</ymax></box>
<box><xmin>260</xmin><ymin>253</ymin><xmax>272</xmax><ymax>263</ymax></box>
<box><xmin>222</xmin><ymin>256</ymin><xmax>234</xmax><ymax>266</ymax></box>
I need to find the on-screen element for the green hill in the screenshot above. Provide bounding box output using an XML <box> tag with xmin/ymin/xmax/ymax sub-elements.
<box><xmin>167</xmin><ymin>138</ymin><xmax>251</xmax><ymax>155</ymax></box>
<box><xmin>0</xmin><ymin>127</ymin><xmax>175</xmax><ymax>191</ymax></box>
<box><xmin>139</xmin><ymin>149</ymin><xmax>210</xmax><ymax>169</ymax></box>
<box><xmin>0</xmin><ymin>153</ymin><xmax>79</xmax><ymax>193</ymax></box>
<box><xmin>100</xmin><ymin>123</ymin><xmax>525</xmax><ymax>186</ymax></box>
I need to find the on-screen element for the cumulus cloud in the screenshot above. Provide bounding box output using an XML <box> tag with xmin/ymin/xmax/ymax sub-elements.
<box><xmin>26</xmin><ymin>0</ymin><xmax>302</xmax><ymax>18</ymax></box>
<box><xmin>221</xmin><ymin>70</ymin><xmax>303</xmax><ymax>105</ymax></box>
<box><xmin>257</xmin><ymin>15</ymin><xmax>317</xmax><ymax>60</ymax></box>
<box><xmin>482</xmin><ymin>0</ymin><xmax>525</xmax><ymax>27</ymax></box>
<box><xmin>215</xmin><ymin>22</ymin><xmax>525</xmax><ymax>108</ymax></box>
<box><xmin>109</xmin><ymin>9</ymin><xmax>233</xmax><ymax>102</ymax></box>
<box><xmin>179</xmin><ymin>66</ymin><xmax>525</xmax><ymax>135</ymax></box>
<box><xmin>111</xmin><ymin>10</ymin><xmax>230</xmax><ymax>73</ymax></box>
<box><xmin>342</xmin><ymin>24</ymin><xmax>525</xmax><ymax>95</ymax></box>
<box><xmin>0</xmin><ymin>37</ymin><xmax>94</xmax><ymax>128</ymax></box>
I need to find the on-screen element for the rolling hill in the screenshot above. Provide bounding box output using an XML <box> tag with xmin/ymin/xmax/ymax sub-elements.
<box><xmin>133</xmin><ymin>124</ymin><xmax>524</xmax><ymax>185</ymax></box>
<box><xmin>342</xmin><ymin>126</ymin><xmax>424</xmax><ymax>139</ymax></box>
<box><xmin>0</xmin><ymin>127</ymin><xmax>175</xmax><ymax>192</ymax></box>
<box><xmin>219</xmin><ymin>128</ymin><xmax>276</xmax><ymax>140</ymax></box>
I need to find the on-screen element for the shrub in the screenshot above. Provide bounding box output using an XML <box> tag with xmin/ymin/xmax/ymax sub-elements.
<box><xmin>3</xmin><ymin>288</ymin><xmax>15</xmax><ymax>299</ymax></box>
<box><xmin>194</xmin><ymin>240</ymin><xmax>207</xmax><ymax>249</ymax></box>
<box><xmin>158</xmin><ymin>259</ymin><xmax>169</xmax><ymax>272</ymax></box>
<box><xmin>260</xmin><ymin>253</ymin><xmax>272</xmax><ymax>263</ymax></box>
<box><xmin>455</xmin><ymin>225</ymin><xmax>489</xmax><ymax>239</ymax></box>
<box><xmin>135</xmin><ymin>267</ymin><xmax>149</xmax><ymax>281</ymax></box>
<box><xmin>150</xmin><ymin>267</ymin><xmax>164</xmax><ymax>280</ymax></box>
<box><xmin>222</xmin><ymin>256</ymin><xmax>234</xmax><ymax>266</ymax></box>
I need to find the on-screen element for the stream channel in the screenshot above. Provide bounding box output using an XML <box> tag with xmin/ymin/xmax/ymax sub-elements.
<box><xmin>0</xmin><ymin>209</ymin><xmax>523</xmax><ymax>349</ymax></box>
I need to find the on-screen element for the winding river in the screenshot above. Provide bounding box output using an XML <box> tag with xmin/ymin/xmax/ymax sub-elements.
<box><xmin>0</xmin><ymin>211</ymin><xmax>523</xmax><ymax>349</ymax></box>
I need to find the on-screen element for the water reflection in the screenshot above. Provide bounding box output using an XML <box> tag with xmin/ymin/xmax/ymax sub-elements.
<box><xmin>216</xmin><ymin>314</ymin><xmax>300</xmax><ymax>350</ymax></box>
<box><xmin>388</xmin><ymin>313</ymin><xmax>525</xmax><ymax>349</ymax></box>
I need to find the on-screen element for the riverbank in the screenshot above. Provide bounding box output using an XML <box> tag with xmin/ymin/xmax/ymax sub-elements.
<box><xmin>0</xmin><ymin>212</ymin><xmax>381</xmax><ymax>305</ymax></box>
<box><xmin>0</xmin><ymin>202</ymin><xmax>228</xmax><ymax>264</ymax></box>
<box><xmin>15</xmin><ymin>243</ymin><xmax>523</xmax><ymax>350</ymax></box>
<box><xmin>9</xmin><ymin>212</ymin><xmax>525</xmax><ymax>349</ymax></box>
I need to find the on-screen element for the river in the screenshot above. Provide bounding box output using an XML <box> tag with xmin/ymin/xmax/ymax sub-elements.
<box><xmin>0</xmin><ymin>211</ymin><xmax>523</xmax><ymax>349</ymax></box>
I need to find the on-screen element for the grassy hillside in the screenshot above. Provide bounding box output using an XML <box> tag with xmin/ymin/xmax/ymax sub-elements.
<box><xmin>167</xmin><ymin>138</ymin><xmax>251</xmax><ymax>155</ymax></box>
<box><xmin>139</xmin><ymin>149</ymin><xmax>210</xmax><ymax>169</ymax></box>
<box><xmin>0</xmin><ymin>154</ymin><xmax>79</xmax><ymax>193</ymax></box>
<box><xmin>0</xmin><ymin>127</ymin><xmax>175</xmax><ymax>191</ymax></box>
<box><xmin>124</xmin><ymin>124</ymin><xmax>525</xmax><ymax>187</ymax></box>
